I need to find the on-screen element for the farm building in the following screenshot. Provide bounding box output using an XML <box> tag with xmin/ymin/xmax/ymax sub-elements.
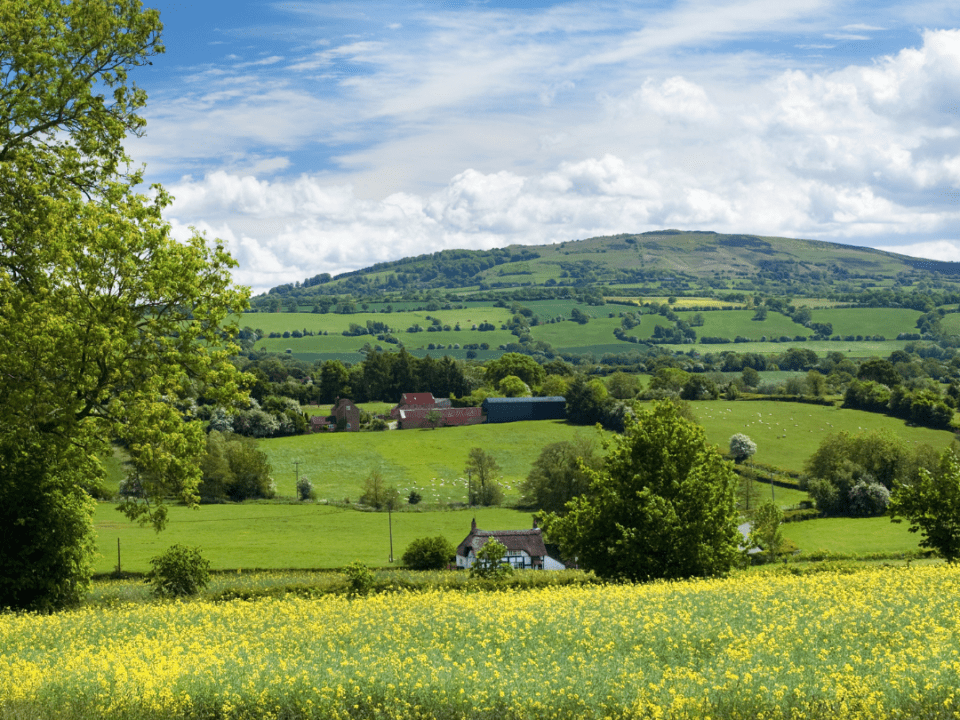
<box><xmin>456</xmin><ymin>518</ymin><xmax>565</xmax><ymax>571</ymax></box>
<box><xmin>391</xmin><ymin>392</ymin><xmax>482</xmax><ymax>429</ymax></box>
<box><xmin>310</xmin><ymin>397</ymin><xmax>361</xmax><ymax>432</ymax></box>
<box><xmin>481</xmin><ymin>396</ymin><xmax>566</xmax><ymax>423</ymax></box>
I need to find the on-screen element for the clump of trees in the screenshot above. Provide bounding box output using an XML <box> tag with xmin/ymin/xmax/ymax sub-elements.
<box><xmin>802</xmin><ymin>430</ymin><xmax>939</xmax><ymax>516</ymax></box>
<box><xmin>544</xmin><ymin>401</ymin><xmax>740</xmax><ymax>581</ymax></box>
<box><xmin>197</xmin><ymin>432</ymin><xmax>274</xmax><ymax>502</ymax></box>
<box><xmin>359</xmin><ymin>470</ymin><xmax>400</xmax><ymax>510</ymax></box>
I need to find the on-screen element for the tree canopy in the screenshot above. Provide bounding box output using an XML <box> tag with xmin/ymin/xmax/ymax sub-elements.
<box><xmin>889</xmin><ymin>449</ymin><xmax>960</xmax><ymax>562</ymax></box>
<box><xmin>0</xmin><ymin>0</ymin><xmax>249</xmax><ymax>609</ymax></box>
<box><xmin>544</xmin><ymin>401</ymin><xmax>740</xmax><ymax>581</ymax></box>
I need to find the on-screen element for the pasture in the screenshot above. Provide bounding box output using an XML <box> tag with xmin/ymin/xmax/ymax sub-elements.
<box><xmin>260</xmin><ymin>419</ymin><xmax>588</xmax><ymax>501</ymax></box>
<box><xmin>6</xmin><ymin>566</ymin><xmax>960</xmax><ymax>719</ymax></box>
<box><xmin>688</xmin><ymin>400</ymin><xmax>956</xmax><ymax>474</ymax></box>
<box><xmin>782</xmin><ymin>516</ymin><xmax>922</xmax><ymax>557</ymax></box>
<box><xmin>93</xmin><ymin>503</ymin><xmax>533</xmax><ymax>574</ymax></box>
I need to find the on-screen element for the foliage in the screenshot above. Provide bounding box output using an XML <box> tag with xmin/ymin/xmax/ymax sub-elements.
<box><xmin>0</xmin><ymin>437</ymin><xmax>97</xmax><ymax>611</ymax></box>
<box><xmin>497</xmin><ymin>374</ymin><xmax>532</xmax><ymax>397</ymax></box>
<box><xmin>407</xmin><ymin>489</ymin><xmax>422</xmax><ymax>505</ymax></box>
<box><xmin>729</xmin><ymin>433</ymin><xmax>757</xmax><ymax>463</ymax></box>
<box><xmin>465</xmin><ymin>448</ymin><xmax>503</xmax><ymax>506</ymax></box>
<box><xmin>802</xmin><ymin>430</ymin><xmax>938</xmax><ymax>516</ymax></box>
<box><xmin>518</xmin><ymin>435</ymin><xmax>603</xmax><ymax>514</ymax></box>
<box><xmin>145</xmin><ymin>544</ymin><xmax>211</xmax><ymax>598</ymax></box>
<box><xmin>296</xmin><ymin>476</ymin><xmax>315</xmax><ymax>501</ymax></box>
<box><xmin>564</xmin><ymin>375</ymin><xmax>610</xmax><ymax>425</ymax></box>
<box><xmin>424</xmin><ymin>409</ymin><xmax>443</xmax><ymax>429</ymax></box>
<box><xmin>889</xmin><ymin>449</ymin><xmax>960</xmax><ymax>561</ymax></box>
<box><xmin>198</xmin><ymin>432</ymin><xmax>274</xmax><ymax>502</ymax></box>
<box><xmin>544</xmin><ymin>401</ymin><xmax>741</xmax><ymax>581</ymax></box>
<box><xmin>0</xmin><ymin>0</ymin><xmax>251</xmax><ymax>610</ymax></box>
<box><xmin>748</xmin><ymin>501</ymin><xmax>784</xmax><ymax>563</ymax></box>
<box><xmin>343</xmin><ymin>561</ymin><xmax>375</xmax><ymax>596</ymax></box>
<box><xmin>401</xmin><ymin>536</ymin><xmax>455</xmax><ymax>570</ymax></box>
<box><xmin>847</xmin><ymin>479</ymin><xmax>890</xmax><ymax>517</ymax></box>
<box><xmin>469</xmin><ymin>539</ymin><xmax>513</xmax><ymax>580</ymax></box>
<box><xmin>484</xmin><ymin>352</ymin><xmax>545</xmax><ymax>389</ymax></box>
<box><xmin>358</xmin><ymin>470</ymin><xmax>399</xmax><ymax>509</ymax></box>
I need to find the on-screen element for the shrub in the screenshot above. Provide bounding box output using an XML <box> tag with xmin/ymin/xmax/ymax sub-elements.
<box><xmin>343</xmin><ymin>561</ymin><xmax>375</xmax><ymax>596</ymax></box>
<box><xmin>296</xmin><ymin>476</ymin><xmax>315</xmax><ymax>501</ymax></box>
<box><xmin>729</xmin><ymin>433</ymin><xmax>757</xmax><ymax>463</ymax></box>
<box><xmin>401</xmin><ymin>536</ymin><xmax>455</xmax><ymax>570</ymax></box>
<box><xmin>848</xmin><ymin>479</ymin><xmax>891</xmax><ymax>517</ymax></box>
<box><xmin>407</xmin><ymin>489</ymin><xmax>422</xmax><ymax>505</ymax></box>
<box><xmin>146</xmin><ymin>544</ymin><xmax>211</xmax><ymax>598</ymax></box>
<box><xmin>470</xmin><ymin>539</ymin><xmax>513</xmax><ymax>580</ymax></box>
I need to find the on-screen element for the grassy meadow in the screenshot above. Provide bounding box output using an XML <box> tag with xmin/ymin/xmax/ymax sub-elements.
<box><xmin>688</xmin><ymin>400</ymin><xmax>956</xmax><ymax>474</ymax></box>
<box><xmin>94</xmin><ymin>504</ymin><xmax>533</xmax><ymax>574</ymax></box>
<box><xmin>261</xmin><ymin>419</ymin><xmax>588</xmax><ymax>501</ymax></box>
<box><xmin>6</xmin><ymin>565</ymin><xmax>960</xmax><ymax>719</ymax></box>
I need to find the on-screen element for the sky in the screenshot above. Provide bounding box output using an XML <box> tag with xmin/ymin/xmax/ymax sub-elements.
<box><xmin>127</xmin><ymin>0</ymin><xmax>960</xmax><ymax>294</ymax></box>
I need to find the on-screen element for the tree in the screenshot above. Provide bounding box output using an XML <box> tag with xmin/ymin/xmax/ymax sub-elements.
<box><xmin>0</xmin><ymin>0</ymin><xmax>249</xmax><ymax>610</ymax></box>
<box><xmin>484</xmin><ymin>353</ymin><xmax>545</xmax><ymax>389</ymax></box>
<box><xmin>748</xmin><ymin>501</ymin><xmax>784</xmax><ymax>564</ymax></box>
<box><xmin>889</xmin><ymin>449</ymin><xmax>960</xmax><ymax>561</ymax></box>
<box><xmin>729</xmin><ymin>434</ymin><xmax>757</xmax><ymax>463</ymax></box>
<box><xmin>465</xmin><ymin>448</ymin><xmax>503</xmax><ymax>506</ymax></box>
<box><xmin>606</xmin><ymin>371</ymin><xmax>639</xmax><ymax>400</ymax></box>
<box><xmin>543</xmin><ymin>401</ymin><xmax>740</xmax><ymax>581</ymax></box>
<box><xmin>470</xmin><ymin>538</ymin><xmax>512</xmax><ymax>579</ymax></box>
<box><xmin>424</xmin><ymin>408</ymin><xmax>443</xmax><ymax>429</ymax></box>
<box><xmin>565</xmin><ymin>375</ymin><xmax>610</xmax><ymax>425</ymax></box>
<box><xmin>519</xmin><ymin>435</ymin><xmax>603</xmax><ymax>514</ymax></box>
<box><xmin>498</xmin><ymin>375</ymin><xmax>531</xmax><ymax>397</ymax></box>
<box><xmin>359</xmin><ymin>470</ymin><xmax>389</xmax><ymax>509</ymax></box>
<box><xmin>401</xmin><ymin>536</ymin><xmax>455</xmax><ymax>570</ymax></box>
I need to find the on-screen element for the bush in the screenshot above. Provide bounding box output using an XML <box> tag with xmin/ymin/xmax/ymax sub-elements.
<box><xmin>401</xmin><ymin>536</ymin><xmax>455</xmax><ymax>570</ymax></box>
<box><xmin>729</xmin><ymin>433</ymin><xmax>757</xmax><ymax>463</ymax></box>
<box><xmin>847</xmin><ymin>479</ymin><xmax>891</xmax><ymax>517</ymax></box>
<box><xmin>296</xmin><ymin>476</ymin><xmax>315</xmax><ymax>501</ymax></box>
<box><xmin>146</xmin><ymin>544</ymin><xmax>211</xmax><ymax>598</ymax></box>
<box><xmin>407</xmin><ymin>489</ymin><xmax>422</xmax><ymax>505</ymax></box>
<box><xmin>343</xmin><ymin>561</ymin><xmax>375</xmax><ymax>596</ymax></box>
<box><xmin>470</xmin><ymin>539</ymin><xmax>513</xmax><ymax>580</ymax></box>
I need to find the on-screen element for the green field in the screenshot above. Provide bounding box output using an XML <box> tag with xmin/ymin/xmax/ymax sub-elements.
<box><xmin>688</xmin><ymin>400</ymin><xmax>956</xmax><ymax>473</ymax></box>
<box><xmin>261</xmin><ymin>420</ymin><xmax>588</xmax><ymax>501</ymax></box>
<box><xmin>695</xmin><ymin>309</ymin><xmax>809</xmax><ymax>339</ymax></box>
<box><xmin>809</xmin><ymin>307</ymin><xmax>921</xmax><ymax>337</ymax></box>
<box><xmin>94</xmin><ymin>503</ymin><xmax>533</xmax><ymax>573</ymax></box>
<box><xmin>782</xmin><ymin>516</ymin><xmax>923</xmax><ymax>556</ymax></box>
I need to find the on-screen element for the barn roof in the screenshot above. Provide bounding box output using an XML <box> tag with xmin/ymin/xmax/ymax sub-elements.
<box><xmin>482</xmin><ymin>396</ymin><xmax>565</xmax><ymax>405</ymax></box>
<box><xmin>400</xmin><ymin>392</ymin><xmax>436</xmax><ymax>406</ymax></box>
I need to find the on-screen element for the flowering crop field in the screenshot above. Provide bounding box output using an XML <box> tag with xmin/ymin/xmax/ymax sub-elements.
<box><xmin>2</xmin><ymin>566</ymin><xmax>960</xmax><ymax>719</ymax></box>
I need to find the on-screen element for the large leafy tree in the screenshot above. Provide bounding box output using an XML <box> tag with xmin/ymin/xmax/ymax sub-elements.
<box><xmin>0</xmin><ymin>0</ymin><xmax>248</xmax><ymax>609</ymax></box>
<box><xmin>544</xmin><ymin>401</ymin><xmax>740</xmax><ymax>581</ymax></box>
<box><xmin>889</xmin><ymin>449</ymin><xmax>960</xmax><ymax>562</ymax></box>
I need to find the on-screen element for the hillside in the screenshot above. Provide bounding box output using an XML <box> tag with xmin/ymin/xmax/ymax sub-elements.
<box><xmin>253</xmin><ymin>230</ymin><xmax>960</xmax><ymax>305</ymax></box>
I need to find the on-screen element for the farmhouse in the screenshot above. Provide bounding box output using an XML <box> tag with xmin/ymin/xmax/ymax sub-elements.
<box><xmin>311</xmin><ymin>397</ymin><xmax>360</xmax><ymax>432</ymax></box>
<box><xmin>456</xmin><ymin>518</ymin><xmax>565</xmax><ymax>570</ymax></box>
<box><xmin>481</xmin><ymin>396</ymin><xmax>566</xmax><ymax>423</ymax></box>
<box><xmin>390</xmin><ymin>392</ymin><xmax>483</xmax><ymax>429</ymax></box>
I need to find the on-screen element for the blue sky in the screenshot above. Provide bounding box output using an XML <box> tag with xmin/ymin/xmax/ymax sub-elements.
<box><xmin>128</xmin><ymin>1</ymin><xmax>960</xmax><ymax>293</ymax></box>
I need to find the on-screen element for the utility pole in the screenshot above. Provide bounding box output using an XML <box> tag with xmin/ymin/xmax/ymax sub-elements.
<box><xmin>293</xmin><ymin>459</ymin><xmax>301</xmax><ymax>491</ymax></box>
<box><xmin>388</xmin><ymin>499</ymin><xmax>394</xmax><ymax>563</ymax></box>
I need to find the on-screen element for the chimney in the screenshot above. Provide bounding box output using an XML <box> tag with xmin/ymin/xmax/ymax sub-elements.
<box><xmin>532</xmin><ymin>516</ymin><xmax>539</xmax><ymax>529</ymax></box>
<box><xmin>471</xmin><ymin>517</ymin><xmax>477</xmax><ymax>531</ymax></box>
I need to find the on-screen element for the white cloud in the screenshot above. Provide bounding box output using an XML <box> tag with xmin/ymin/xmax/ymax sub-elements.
<box><xmin>873</xmin><ymin>240</ymin><xmax>960</xmax><ymax>261</ymax></box>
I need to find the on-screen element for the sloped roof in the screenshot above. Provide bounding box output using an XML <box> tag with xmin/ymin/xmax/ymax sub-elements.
<box><xmin>482</xmin><ymin>396</ymin><xmax>565</xmax><ymax>404</ymax></box>
<box><xmin>400</xmin><ymin>392</ymin><xmax>436</xmax><ymax>406</ymax></box>
<box><xmin>456</xmin><ymin>522</ymin><xmax>548</xmax><ymax>559</ymax></box>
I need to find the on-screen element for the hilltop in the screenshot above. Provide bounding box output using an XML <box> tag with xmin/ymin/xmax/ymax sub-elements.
<box><xmin>252</xmin><ymin>230</ymin><xmax>960</xmax><ymax>306</ymax></box>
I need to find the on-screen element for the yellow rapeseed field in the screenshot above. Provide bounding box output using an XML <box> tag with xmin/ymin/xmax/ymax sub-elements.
<box><xmin>1</xmin><ymin>565</ymin><xmax>959</xmax><ymax>719</ymax></box>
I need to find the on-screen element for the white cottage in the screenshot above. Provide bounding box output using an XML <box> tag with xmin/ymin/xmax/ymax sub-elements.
<box><xmin>455</xmin><ymin>518</ymin><xmax>565</xmax><ymax>570</ymax></box>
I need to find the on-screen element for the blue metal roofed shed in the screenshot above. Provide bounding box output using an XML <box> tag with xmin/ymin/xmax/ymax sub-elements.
<box><xmin>481</xmin><ymin>396</ymin><xmax>566</xmax><ymax>423</ymax></box>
